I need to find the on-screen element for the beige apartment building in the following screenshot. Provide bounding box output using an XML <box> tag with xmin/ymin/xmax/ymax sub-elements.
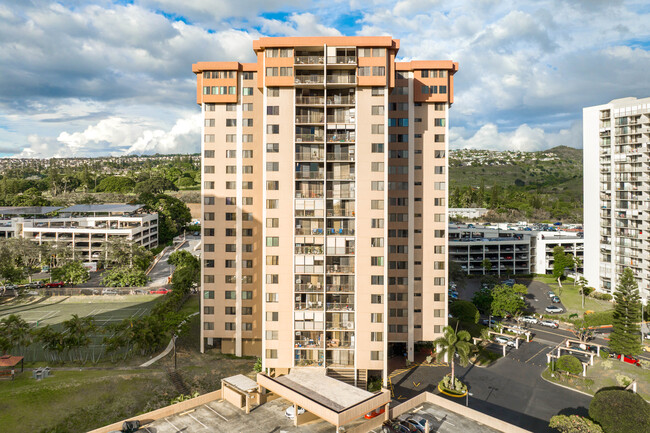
<box><xmin>194</xmin><ymin>36</ymin><xmax>457</xmax><ymax>387</ymax></box>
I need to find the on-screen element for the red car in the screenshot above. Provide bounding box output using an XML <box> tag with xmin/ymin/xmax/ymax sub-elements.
<box><xmin>365</xmin><ymin>407</ymin><xmax>385</xmax><ymax>419</ymax></box>
<box><xmin>616</xmin><ymin>353</ymin><xmax>641</xmax><ymax>367</ymax></box>
<box><xmin>45</xmin><ymin>281</ymin><xmax>65</xmax><ymax>288</ymax></box>
<box><xmin>149</xmin><ymin>288</ymin><xmax>170</xmax><ymax>295</ymax></box>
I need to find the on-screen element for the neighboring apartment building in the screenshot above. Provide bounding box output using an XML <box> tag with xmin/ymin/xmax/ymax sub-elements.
<box><xmin>584</xmin><ymin>96</ymin><xmax>650</xmax><ymax>303</ymax></box>
<box><xmin>195</xmin><ymin>36</ymin><xmax>457</xmax><ymax>386</ymax></box>
<box><xmin>448</xmin><ymin>207</ymin><xmax>488</xmax><ymax>219</ymax></box>
<box><xmin>449</xmin><ymin>225</ymin><xmax>583</xmax><ymax>276</ymax></box>
<box><xmin>0</xmin><ymin>205</ymin><xmax>158</xmax><ymax>266</ymax></box>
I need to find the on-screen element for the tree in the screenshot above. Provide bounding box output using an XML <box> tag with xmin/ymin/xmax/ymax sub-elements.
<box><xmin>449</xmin><ymin>300</ymin><xmax>479</xmax><ymax>324</ymax></box>
<box><xmin>609</xmin><ymin>268</ymin><xmax>642</xmax><ymax>356</ymax></box>
<box><xmin>577</xmin><ymin>276</ymin><xmax>589</xmax><ymax>309</ymax></box>
<box><xmin>0</xmin><ymin>314</ymin><xmax>32</xmax><ymax>355</ymax></box>
<box><xmin>168</xmin><ymin>250</ymin><xmax>199</xmax><ymax>271</ymax></box>
<box><xmin>472</xmin><ymin>288</ymin><xmax>493</xmax><ymax>315</ymax></box>
<box><xmin>572</xmin><ymin>320</ymin><xmax>594</xmax><ymax>343</ymax></box>
<box><xmin>491</xmin><ymin>284</ymin><xmax>526</xmax><ymax>318</ymax></box>
<box><xmin>556</xmin><ymin>354</ymin><xmax>582</xmax><ymax>375</ymax></box>
<box><xmin>549</xmin><ymin>415</ymin><xmax>603</xmax><ymax>433</ymax></box>
<box><xmin>553</xmin><ymin>246</ymin><xmax>571</xmax><ymax>284</ymax></box>
<box><xmin>434</xmin><ymin>325</ymin><xmax>473</xmax><ymax>391</ymax></box>
<box><xmin>0</xmin><ymin>243</ymin><xmax>26</xmax><ymax>285</ymax></box>
<box><xmin>102</xmin><ymin>238</ymin><xmax>153</xmax><ymax>271</ymax></box>
<box><xmin>139</xmin><ymin>193</ymin><xmax>192</xmax><ymax>244</ymax></box>
<box><xmin>449</xmin><ymin>260</ymin><xmax>466</xmax><ymax>288</ymax></box>
<box><xmin>589</xmin><ymin>389</ymin><xmax>650</xmax><ymax>433</ymax></box>
<box><xmin>51</xmin><ymin>261</ymin><xmax>90</xmax><ymax>286</ymax></box>
<box><xmin>96</xmin><ymin>176</ymin><xmax>135</xmax><ymax>193</ymax></box>
<box><xmin>101</xmin><ymin>266</ymin><xmax>149</xmax><ymax>287</ymax></box>
<box><xmin>62</xmin><ymin>314</ymin><xmax>95</xmax><ymax>362</ymax></box>
<box><xmin>481</xmin><ymin>258</ymin><xmax>492</xmax><ymax>274</ymax></box>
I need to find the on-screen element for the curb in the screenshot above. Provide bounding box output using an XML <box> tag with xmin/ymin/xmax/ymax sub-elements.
<box><xmin>540</xmin><ymin>371</ymin><xmax>594</xmax><ymax>398</ymax></box>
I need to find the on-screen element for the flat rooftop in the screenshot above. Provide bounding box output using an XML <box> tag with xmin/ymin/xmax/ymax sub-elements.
<box><xmin>0</xmin><ymin>206</ymin><xmax>63</xmax><ymax>216</ymax></box>
<box><xmin>59</xmin><ymin>204</ymin><xmax>145</xmax><ymax>214</ymax></box>
<box><xmin>275</xmin><ymin>369</ymin><xmax>374</xmax><ymax>412</ymax></box>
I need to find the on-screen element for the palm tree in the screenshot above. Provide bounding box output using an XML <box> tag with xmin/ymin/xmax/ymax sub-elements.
<box><xmin>0</xmin><ymin>314</ymin><xmax>32</xmax><ymax>355</ymax></box>
<box><xmin>434</xmin><ymin>325</ymin><xmax>473</xmax><ymax>391</ymax></box>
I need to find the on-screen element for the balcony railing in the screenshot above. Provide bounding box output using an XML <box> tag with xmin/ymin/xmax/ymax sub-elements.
<box><xmin>326</xmin><ymin>152</ymin><xmax>354</xmax><ymax>161</ymax></box>
<box><xmin>327</xmin><ymin>133</ymin><xmax>355</xmax><ymax>142</ymax></box>
<box><xmin>295</xmin><ymin>55</ymin><xmax>324</xmax><ymax>65</ymax></box>
<box><xmin>295</xmin><ymin>228</ymin><xmax>324</xmax><ymax>235</ymax></box>
<box><xmin>326</xmin><ymin>339</ymin><xmax>353</xmax><ymax>348</ymax></box>
<box><xmin>326</xmin><ymin>321</ymin><xmax>354</xmax><ymax>330</ymax></box>
<box><xmin>326</xmin><ymin>284</ymin><xmax>354</xmax><ymax>292</ymax></box>
<box><xmin>295</xmin><ymin>152</ymin><xmax>324</xmax><ymax>161</ymax></box>
<box><xmin>295</xmin><ymin>246</ymin><xmax>324</xmax><ymax>255</ymax></box>
<box><xmin>326</xmin><ymin>210</ymin><xmax>355</xmax><ymax>218</ymax></box>
<box><xmin>295</xmin><ymin>340</ymin><xmax>324</xmax><ymax>348</ymax></box>
<box><xmin>296</xmin><ymin>114</ymin><xmax>324</xmax><ymax>123</ymax></box>
<box><xmin>296</xmin><ymin>133</ymin><xmax>324</xmax><ymax>142</ymax></box>
<box><xmin>326</xmin><ymin>172</ymin><xmax>355</xmax><ymax>181</ymax></box>
<box><xmin>325</xmin><ymin>227</ymin><xmax>355</xmax><ymax>235</ymax></box>
<box><xmin>296</xmin><ymin>96</ymin><xmax>325</xmax><ymax>105</ymax></box>
<box><xmin>326</xmin><ymin>302</ymin><xmax>354</xmax><ymax>311</ymax></box>
<box><xmin>326</xmin><ymin>265</ymin><xmax>354</xmax><ymax>273</ymax></box>
<box><xmin>295</xmin><ymin>302</ymin><xmax>323</xmax><ymax>310</ymax></box>
<box><xmin>295</xmin><ymin>171</ymin><xmax>324</xmax><ymax>180</ymax></box>
<box><xmin>295</xmin><ymin>283</ymin><xmax>324</xmax><ymax>292</ymax></box>
<box><xmin>327</xmin><ymin>95</ymin><xmax>355</xmax><ymax>105</ymax></box>
<box><xmin>295</xmin><ymin>191</ymin><xmax>324</xmax><ymax>199</ymax></box>
<box><xmin>326</xmin><ymin>246</ymin><xmax>355</xmax><ymax>255</ymax></box>
<box><xmin>326</xmin><ymin>75</ymin><xmax>356</xmax><ymax>84</ymax></box>
<box><xmin>295</xmin><ymin>75</ymin><xmax>325</xmax><ymax>84</ymax></box>
<box><xmin>327</xmin><ymin>115</ymin><xmax>355</xmax><ymax>123</ymax></box>
<box><xmin>327</xmin><ymin>56</ymin><xmax>356</xmax><ymax>65</ymax></box>
<box><xmin>326</xmin><ymin>191</ymin><xmax>355</xmax><ymax>199</ymax></box>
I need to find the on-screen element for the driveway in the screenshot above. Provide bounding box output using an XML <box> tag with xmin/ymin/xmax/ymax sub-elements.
<box><xmin>391</xmin><ymin>342</ymin><xmax>592</xmax><ymax>432</ymax></box>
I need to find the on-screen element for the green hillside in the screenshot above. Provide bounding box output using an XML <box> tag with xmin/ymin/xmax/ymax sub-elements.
<box><xmin>449</xmin><ymin>146</ymin><xmax>583</xmax><ymax>223</ymax></box>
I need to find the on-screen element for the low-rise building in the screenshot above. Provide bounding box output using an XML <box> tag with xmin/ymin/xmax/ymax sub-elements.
<box><xmin>0</xmin><ymin>205</ymin><xmax>158</xmax><ymax>265</ymax></box>
<box><xmin>449</xmin><ymin>225</ymin><xmax>583</xmax><ymax>276</ymax></box>
<box><xmin>449</xmin><ymin>208</ymin><xmax>489</xmax><ymax>219</ymax></box>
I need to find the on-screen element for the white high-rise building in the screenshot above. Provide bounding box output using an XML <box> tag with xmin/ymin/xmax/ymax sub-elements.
<box><xmin>584</xmin><ymin>96</ymin><xmax>650</xmax><ymax>304</ymax></box>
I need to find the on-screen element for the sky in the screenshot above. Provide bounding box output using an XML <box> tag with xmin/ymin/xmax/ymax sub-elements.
<box><xmin>0</xmin><ymin>0</ymin><xmax>648</xmax><ymax>158</ymax></box>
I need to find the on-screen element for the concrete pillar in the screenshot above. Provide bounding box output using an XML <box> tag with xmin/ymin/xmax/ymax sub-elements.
<box><xmin>384</xmin><ymin>402</ymin><xmax>390</xmax><ymax>421</ymax></box>
<box><xmin>547</xmin><ymin>353</ymin><xmax>552</xmax><ymax>364</ymax></box>
<box><xmin>293</xmin><ymin>403</ymin><xmax>299</xmax><ymax>427</ymax></box>
<box><xmin>515</xmin><ymin>338</ymin><xmax>519</xmax><ymax>349</ymax></box>
<box><xmin>590</xmin><ymin>354</ymin><xmax>594</xmax><ymax>366</ymax></box>
<box><xmin>582</xmin><ymin>363</ymin><xmax>587</xmax><ymax>377</ymax></box>
<box><xmin>502</xmin><ymin>345</ymin><xmax>506</xmax><ymax>357</ymax></box>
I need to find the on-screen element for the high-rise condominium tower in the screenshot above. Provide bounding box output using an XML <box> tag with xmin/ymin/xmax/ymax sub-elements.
<box><xmin>584</xmin><ymin>96</ymin><xmax>650</xmax><ymax>304</ymax></box>
<box><xmin>194</xmin><ymin>36</ymin><xmax>457</xmax><ymax>386</ymax></box>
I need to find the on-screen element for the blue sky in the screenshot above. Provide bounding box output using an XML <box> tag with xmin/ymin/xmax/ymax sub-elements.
<box><xmin>0</xmin><ymin>0</ymin><xmax>648</xmax><ymax>157</ymax></box>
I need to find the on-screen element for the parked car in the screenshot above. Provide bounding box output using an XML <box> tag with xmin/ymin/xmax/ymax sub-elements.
<box><xmin>504</xmin><ymin>279</ymin><xmax>515</xmax><ymax>287</ymax></box>
<box><xmin>494</xmin><ymin>336</ymin><xmax>514</xmax><ymax>346</ymax></box>
<box><xmin>102</xmin><ymin>288</ymin><xmax>118</xmax><ymax>295</ymax></box>
<box><xmin>45</xmin><ymin>281</ymin><xmax>65</xmax><ymax>288</ymax></box>
<box><xmin>382</xmin><ymin>421</ymin><xmax>400</xmax><ymax>433</ymax></box>
<box><xmin>508</xmin><ymin>326</ymin><xmax>526</xmax><ymax>335</ymax></box>
<box><xmin>285</xmin><ymin>406</ymin><xmax>305</xmax><ymax>419</ymax></box>
<box><xmin>405</xmin><ymin>417</ymin><xmax>428</xmax><ymax>433</ymax></box>
<box><xmin>134</xmin><ymin>288</ymin><xmax>148</xmax><ymax>295</ymax></box>
<box><xmin>365</xmin><ymin>407</ymin><xmax>386</xmax><ymax>419</ymax></box>
<box><xmin>540</xmin><ymin>320</ymin><xmax>559</xmax><ymax>328</ymax></box>
<box><xmin>521</xmin><ymin>316</ymin><xmax>538</xmax><ymax>324</ymax></box>
<box><xmin>4</xmin><ymin>284</ymin><xmax>18</xmax><ymax>290</ymax></box>
<box><xmin>398</xmin><ymin>421</ymin><xmax>418</xmax><ymax>432</ymax></box>
<box><xmin>616</xmin><ymin>353</ymin><xmax>641</xmax><ymax>367</ymax></box>
<box><xmin>552</xmin><ymin>296</ymin><xmax>561</xmax><ymax>303</ymax></box>
<box><xmin>545</xmin><ymin>305</ymin><xmax>563</xmax><ymax>313</ymax></box>
<box><xmin>24</xmin><ymin>290</ymin><xmax>39</xmax><ymax>296</ymax></box>
<box><xmin>26</xmin><ymin>281</ymin><xmax>44</xmax><ymax>289</ymax></box>
<box><xmin>481</xmin><ymin>318</ymin><xmax>498</xmax><ymax>326</ymax></box>
<box><xmin>150</xmin><ymin>288</ymin><xmax>170</xmax><ymax>294</ymax></box>
<box><xmin>548</xmin><ymin>291</ymin><xmax>556</xmax><ymax>298</ymax></box>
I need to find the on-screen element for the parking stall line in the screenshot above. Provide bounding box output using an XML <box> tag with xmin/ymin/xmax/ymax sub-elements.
<box><xmin>526</xmin><ymin>346</ymin><xmax>549</xmax><ymax>363</ymax></box>
<box><xmin>204</xmin><ymin>404</ymin><xmax>229</xmax><ymax>421</ymax></box>
<box><xmin>188</xmin><ymin>413</ymin><xmax>208</xmax><ymax>429</ymax></box>
<box><xmin>164</xmin><ymin>418</ymin><xmax>181</xmax><ymax>432</ymax></box>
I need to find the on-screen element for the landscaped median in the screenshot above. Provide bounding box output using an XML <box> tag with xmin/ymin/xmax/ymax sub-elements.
<box><xmin>437</xmin><ymin>374</ymin><xmax>468</xmax><ymax>398</ymax></box>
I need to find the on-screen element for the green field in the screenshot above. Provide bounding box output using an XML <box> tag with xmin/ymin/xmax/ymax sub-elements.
<box><xmin>0</xmin><ymin>295</ymin><xmax>163</xmax><ymax>362</ymax></box>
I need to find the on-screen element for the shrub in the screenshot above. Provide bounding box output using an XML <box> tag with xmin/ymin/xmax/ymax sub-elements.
<box><xmin>591</xmin><ymin>292</ymin><xmax>613</xmax><ymax>301</ymax></box>
<box><xmin>549</xmin><ymin>415</ymin><xmax>603</xmax><ymax>433</ymax></box>
<box><xmin>615</xmin><ymin>374</ymin><xmax>633</xmax><ymax>387</ymax></box>
<box><xmin>556</xmin><ymin>355</ymin><xmax>583</xmax><ymax>375</ymax></box>
<box><xmin>253</xmin><ymin>357</ymin><xmax>262</xmax><ymax>373</ymax></box>
<box><xmin>440</xmin><ymin>375</ymin><xmax>467</xmax><ymax>393</ymax></box>
<box><xmin>449</xmin><ymin>300</ymin><xmax>480</xmax><ymax>324</ymax></box>
<box><xmin>600</xmin><ymin>360</ymin><xmax>613</xmax><ymax>369</ymax></box>
<box><xmin>589</xmin><ymin>389</ymin><xmax>650</xmax><ymax>433</ymax></box>
<box><xmin>583</xmin><ymin>287</ymin><xmax>595</xmax><ymax>296</ymax></box>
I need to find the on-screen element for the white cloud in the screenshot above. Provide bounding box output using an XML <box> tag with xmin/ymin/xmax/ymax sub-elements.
<box><xmin>258</xmin><ymin>12</ymin><xmax>342</xmax><ymax>36</ymax></box>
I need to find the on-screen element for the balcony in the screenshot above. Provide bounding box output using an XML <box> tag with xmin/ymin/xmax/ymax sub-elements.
<box><xmin>326</xmin><ymin>351</ymin><xmax>354</xmax><ymax>367</ymax></box>
<box><xmin>295</xmin><ymin>55</ymin><xmax>324</xmax><ymax>65</ymax></box>
<box><xmin>295</xmin><ymin>151</ymin><xmax>324</xmax><ymax>161</ymax></box>
<box><xmin>326</xmin><ymin>75</ymin><xmax>356</xmax><ymax>84</ymax></box>
<box><xmin>327</xmin><ymin>56</ymin><xmax>356</xmax><ymax>65</ymax></box>
<box><xmin>326</xmin><ymin>321</ymin><xmax>354</xmax><ymax>331</ymax></box>
<box><xmin>327</xmin><ymin>95</ymin><xmax>355</xmax><ymax>105</ymax></box>
<box><xmin>326</xmin><ymin>302</ymin><xmax>354</xmax><ymax>311</ymax></box>
<box><xmin>326</xmin><ymin>284</ymin><xmax>354</xmax><ymax>293</ymax></box>
<box><xmin>296</xmin><ymin>133</ymin><xmax>324</xmax><ymax>143</ymax></box>
<box><xmin>326</xmin><ymin>190</ymin><xmax>355</xmax><ymax>199</ymax></box>
<box><xmin>296</xmin><ymin>95</ymin><xmax>325</xmax><ymax>105</ymax></box>
<box><xmin>327</xmin><ymin>114</ymin><xmax>355</xmax><ymax>124</ymax></box>
<box><xmin>327</xmin><ymin>132</ymin><xmax>355</xmax><ymax>143</ymax></box>
<box><xmin>326</xmin><ymin>246</ymin><xmax>355</xmax><ymax>255</ymax></box>
<box><xmin>326</xmin><ymin>265</ymin><xmax>354</xmax><ymax>274</ymax></box>
<box><xmin>326</xmin><ymin>152</ymin><xmax>355</xmax><ymax>161</ymax></box>
<box><xmin>326</xmin><ymin>172</ymin><xmax>354</xmax><ymax>181</ymax></box>
<box><xmin>295</xmin><ymin>302</ymin><xmax>323</xmax><ymax>311</ymax></box>
<box><xmin>295</xmin><ymin>283</ymin><xmax>324</xmax><ymax>292</ymax></box>
<box><xmin>296</xmin><ymin>114</ymin><xmax>324</xmax><ymax>124</ymax></box>
<box><xmin>325</xmin><ymin>227</ymin><xmax>355</xmax><ymax>235</ymax></box>
<box><xmin>295</xmin><ymin>228</ymin><xmax>325</xmax><ymax>236</ymax></box>
<box><xmin>295</xmin><ymin>190</ymin><xmax>324</xmax><ymax>199</ymax></box>
<box><xmin>326</xmin><ymin>209</ymin><xmax>355</xmax><ymax>218</ymax></box>
<box><xmin>295</xmin><ymin>245</ymin><xmax>324</xmax><ymax>255</ymax></box>
<box><xmin>295</xmin><ymin>171</ymin><xmax>324</xmax><ymax>180</ymax></box>
<box><xmin>295</xmin><ymin>74</ymin><xmax>324</xmax><ymax>85</ymax></box>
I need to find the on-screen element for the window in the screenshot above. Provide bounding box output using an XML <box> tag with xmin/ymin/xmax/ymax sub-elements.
<box><xmin>204</xmin><ymin>306</ymin><xmax>214</xmax><ymax>315</ymax></box>
<box><xmin>267</xmin><ymin>143</ymin><xmax>279</xmax><ymax>153</ymax></box>
<box><xmin>205</xmin><ymin>104</ymin><xmax>216</xmax><ymax>111</ymax></box>
<box><xmin>266</xmin><ymin>162</ymin><xmax>279</xmax><ymax>171</ymax></box>
<box><xmin>372</xmin><ymin>143</ymin><xmax>384</xmax><ymax>153</ymax></box>
<box><xmin>371</xmin><ymin>181</ymin><xmax>384</xmax><ymax>191</ymax></box>
<box><xmin>225</xmin><ymin>307</ymin><xmax>236</xmax><ymax>315</ymax></box>
<box><xmin>204</xmin><ymin>275</ymin><xmax>215</xmax><ymax>284</ymax></box>
<box><xmin>371</xmin><ymin>237</ymin><xmax>384</xmax><ymax>247</ymax></box>
<box><xmin>434</xmin><ymin>182</ymin><xmax>446</xmax><ymax>190</ymax></box>
<box><xmin>204</xmin><ymin>212</ymin><xmax>215</xmax><ymax>221</ymax></box>
<box><xmin>358</xmin><ymin>67</ymin><xmax>371</xmax><ymax>76</ymax></box>
<box><xmin>266</xmin><ymin>330</ymin><xmax>278</xmax><ymax>340</ymax></box>
<box><xmin>203</xmin><ymin>134</ymin><xmax>215</xmax><ymax>144</ymax></box>
<box><xmin>204</xmin><ymin>228</ymin><xmax>215</xmax><ymax>236</ymax></box>
<box><xmin>371</xmin><ymin>87</ymin><xmax>385</xmax><ymax>96</ymax></box>
<box><xmin>434</xmin><ymin>229</ymin><xmax>445</xmax><ymax>238</ymax></box>
<box><xmin>266</xmin><ymin>255</ymin><xmax>279</xmax><ymax>266</ymax></box>
<box><xmin>371</xmin><ymin>200</ymin><xmax>384</xmax><ymax>210</ymax></box>
<box><xmin>204</xmin><ymin>196</ymin><xmax>215</xmax><ymax>206</ymax></box>
<box><xmin>371</xmin><ymin>256</ymin><xmax>384</xmax><ymax>266</ymax></box>
<box><xmin>225</xmin><ymin>150</ymin><xmax>236</xmax><ymax>158</ymax></box>
<box><xmin>371</xmin><ymin>162</ymin><xmax>384</xmax><ymax>172</ymax></box>
<box><xmin>243</xmin><ymin>87</ymin><xmax>253</xmax><ymax>95</ymax></box>
<box><xmin>242</xmin><ymin>118</ymin><xmax>253</xmax><ymax>127</ymax></box>
<box><xmin>434</xmin><ymin>134</ymin><xmax>445</xmax><ymax>142</ymax></box>
<box><xmin>434</xmin><ymin>166</ymin><xmax>445</xmax><ymax>174</ymax></box>
<box><xmin>242</xmin><ymin>228</ymin><xmax>253</xmax><ymax>236</ymax></box>
<box><xmin>225</xmin><ymin>228</ymin><xmax>235</xmax><ymax>237</ymax></box>
<box><xmin>371</xmin><ymin>294</ymin><xmax>383</xmax><ymax>304</ymax></box>
<box><xmin>371</xmin><ymin>351</ymin><xmax>383</xmax><ymax>361</ymax></box>
<box><xmin>280</xmin><ymin>67</ymin><xmax>293</xmax><ymax>76</ymax></box>
<box><xmin>439</xmin><ymin>85</ymin><xmax>447</xmax><ymax>94</ymax></box>
<box><xmin>393</xmin><ymin>86</ymin><xmax>408</xmax><ymax>95</ymax></box>
<box><xmin>267</xmin><ymin>87</ymin><xmax>279</xmax><ymax>97</ymax></box>
<box><xmin>371</xmin><ymin>313</ymin><xmax>383</xmax><ymax>323</ymax></box>
<box><xmin>435</xmin><ymin>150</ymin><xmax>446</xmax><ymax>158</ymax></box>
<box><xmin>204</xmin><ymin>290</ymin><xmax>214</xmax><ymax>299</ymax></box>
<box><xmin>204</xmin><ymin>322</ymin><xmax>214</xmax><ymax>330</ymax></box>
<box><xmin>226</xmin><ymin>119</ymin><xmax>236</xmax><ymax>127</ymax></box>
<box><xmin>204</xmin><ymin>165</ymin><xmax>215</xmax><ymax>174</ymax></box>
<box><xmin>434</xmin><ymin>293</ymin><xmax>442</xmax><ymax>301</ymax></box>
<box><xmin>371</xmin><ymin>276</ymin><xmax>384</xmax><ymax>285</ymax></box>
<box><xmin>204</xmin><ymin>119</ymin><xmax>215</xmax><ymax>127</ymax></box>
<box><xmin>243</xmin><ymin>323</ymin><xmax>253</xmax><ymax>331</ymax></box>
<box><xmin>371</xmin><ymin>332</ymin><xmax>383</xmax><ymax>342</ymax></box>
<box><xmin>266</xmin><ymin>293</ymin><xmax>278</xmax><ymax>303</ymax></box>
<box><xmin>225</xmin><ymin>244</ymin><xmax>236</xmax><ymax>253</ymax></box>
<box><xmin>266</xmin><ymin>67</ymin><xmax>278</xmax><ymax>76</ymax></box>
<box><xmin>267</xmin><ymin>181</ymin><xmax>279</xmax><ymax>190</ymax></box>
<box><xmin>389</xmin><ymin>293</ymin><xmax>406</xmax><ymax>301</ymax></box>
<box><xmin>243</xmin><ymin>103</ymin><xmax>253</xmax><ymax>111</ymax></box>
<box><xmin>267</xmin><ymin>124</ymin><xmax>279</xmax><ymax>134</ymax></box>
<box><xmin>242</xmin><ymin>166</ymin><xmax>253</xmax><ymax>175</ymax></box>
<box><xmin>225</xmin><ymin>323</ymin><xmax>236</xmax><ymax>331</ymax></box>
<box><xmin>242</xmin><ymin>260</ymin><xmax>253</xmax><ymax>269</ymax></box>
<box><xmin>266</xmin><ymin>218</ymin><xmax>279</xmax><ymax>228</ymax></box>
<box><xmin>372</xmin><ymin>66</ymin><xmax>385</xmax><ymax>76</ymax></box>
<box><xmin>204</xmin><ymin>149</ymin><xmax>215</xmax><ymax>158</ymax></box>
<box><xmin>242</xmin><ymin>291</ymin><xmax>253</xmax><ymax>299</ymax></box>
<box><xmin>388</xmin><ymin>118</ymin><xmax>408</xmax><ymax>127</ymax></box>
<box><xmin>225</xmin><ymin>166</ymin><xmax>236</xmax><ymax>174</ymax></box>
<box><xmin>225</xmin><ymin>291</ymin><xmax>236</xmax><ymax>299</ymax></box>
<box><xmin>225</xmin><ymin>104</ymin><xmax>236</xmax><ymax>111</ymax></box>
<box><xmin>434</xmin><ymin>309</ymin><xmax>444</xmax><ymax>318</ymax></box>
<box><xmin>204</xmin><ymin>244</ymin><xmax>215</xmax><ymax>253</ymax></box>
<box><xmin>243</xmin><ymin>309</ymin><xmax>253</xmax><ymax>316</ymax></box>
<box><xmin>388</xmin><ymin>134</ymin><xmax>408</xmax><ymax>142</ymax></box>
<box><xmin>225</xmin><ymin>181</ymin><xmax>236</xmax><ymax>190</ymax></box>
<box><xmin>266</xmin><ymin>237</ymin><xmax>279</xmax><ymax>247</ymax></box>
<box><xmin>266</xmin><ymin>312</ymin><xmax>279</xmax><ymax>321</ymax></box>
<box><xmin>225</xmin><ymin>259</ymin><xmax>236</xmax><ymax>268</ymax></box>
<box><xmin>371</xmin><ymin>105</ymin><xmax>384</xmax><ymax>115</ymax></box>
<box><xmin>266</xmin><ymin>274</ymin><xmax>279</xmax><ymax>284</ymax></box>
<box><xmin>371</xmin><ymin>218</ymin><xmax>384</xmax><ymax>228</ymax></box>
<box><xmin>434</xmin><ymin>198</ymin><xmax>446</xmax><ymax>206</ymax></box>
<box><xmin>371</xmin><ymin>124</ymin><xmax>384</xmax><ymax>134</ymax></box>
<box><xmin>266</xmin><ymin>199</ymin><xmax>278</xmax><ymax>209</ymax></box>
<box><xmin>242</xmin><ymin>134</ymin><xmax>253</xmax><ymax>142</ymax></box>
<box><xmin>226</xmin><ymin>134</ymin><xmax>236</xmax><ymax>142</ymax></box>
<box><xmin>435</xmin><ymin>118</ymin><xmax>446</xmax><ymax>127</ymax></box>
<box><xmin>434</xmin><ymin>261</ymin><xmax>445</xmax><ymax>270</ymax></box>
<box><xmin>434</xmin><ymin>246</ymin><xmax>444</xmax><ymax>254</ymax></box>
<box><xmin>225</xmin><ymin>197</ymin><xmax>236</xmax><ymax>205</ymax></box>
<box><xmin>267</xmin><ymin>106</ymin><xmax>279</xmax><ymax>115</ymax></box>
<box><xmin>242</xmin><ymin>181</ymin><xmax>253</xmax><ymax>189</ymax></box>
<box><xmin>266</xmin><ymin>349</ymin><xmax>278</xmax><ymax>359</ymax></box>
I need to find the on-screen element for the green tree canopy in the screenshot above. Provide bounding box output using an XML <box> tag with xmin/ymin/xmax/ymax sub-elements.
<box><xmin>101</xmin><ymin>266</ymin><xmax>148</xmax><ymax>287</ymax></box>
<box><xmin>51</xmin><ymin>261</ymin><xmax>90</xmax><ymax>286</ymax></box>
<box><xmin>490</xmin><ymin>284</ymin><xmax>526</xmax><ymax>317</ymax></box>
<box><xmin>549</xmin><ymin>415</ymin><xmax>603</xmax><ymax>433</ymax></box>
<box><xmin>449</xmin><ymin>300</ymin><xmax>480</xmax><ymax>324</ymax></box>
<box><xmin>589</xmin><ymin>389</ymin><xmax>650</xmax><ymax>433</ymax></box>
<box><xmin>434</xmin><ymin>325</ymin><xmax>473</xmax><ymax>391</ymax></box>
<box><xmin>556</xmin><ymin>354</ymin><xmax>582</xmax><ymax>375</ymax></box>
<box><xmin>609</xmin><ymin>267</ymin><xmax>642</xmax><ymax>356</ymax></box>
<box><xmin>553</xmin><ymin>246</ymin><xmax>572</xmax><ymax>280</ymax></box>
<box><xmin>96</xmin><ymin>175</ymin><xmax>135</xmax><ymax>193</ymax></box>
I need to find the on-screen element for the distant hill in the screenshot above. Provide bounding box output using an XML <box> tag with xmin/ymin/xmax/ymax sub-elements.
<box><xmin>449</xmin><ymin>146</ymin><xmax>583</xmax><ymax>223</ymax></box>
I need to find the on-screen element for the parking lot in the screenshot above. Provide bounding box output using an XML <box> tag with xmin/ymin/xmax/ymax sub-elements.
<box><xmin>370</xmin><ymin>402</ymin><xmax>503</xmax><ymax>433</ymax></box>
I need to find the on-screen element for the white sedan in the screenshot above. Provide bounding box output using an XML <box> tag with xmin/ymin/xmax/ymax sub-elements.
<box><xmin>521</xmin><ymin>316</ymin><xmax>538</xmax><ymax>324</ymax></box>
<box><xmin>545</xmin><ymin>305</ymin><xmax>563</xmax><ymax>314</ymax></box>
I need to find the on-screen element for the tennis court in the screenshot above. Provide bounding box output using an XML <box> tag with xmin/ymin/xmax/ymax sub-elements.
<box><xmin>0</xmin><ymin>295</ymin><xmax>164</xmax><ymax>362</ymax></box>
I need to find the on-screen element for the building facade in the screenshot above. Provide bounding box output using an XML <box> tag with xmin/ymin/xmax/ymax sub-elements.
<box><xmin>0</xmin><ymin>205</ymin><xmax>158</xmax><ymax>266</ymax></box>
<box><xmin>584</xmin><ymin>97</ymin><xmax>650</xmax><ymax>304</ymax></box>
<box><xmin>195</xmin><ymin>36</ymin><xmax>457</xmax><ymax>386</ymax></box>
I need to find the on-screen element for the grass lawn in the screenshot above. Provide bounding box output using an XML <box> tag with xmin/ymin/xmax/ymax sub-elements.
<box><xmin>470</xmin><ymin>347</ymin><xmax>502</xmax><ymax>366</ymax></box>
<box><xmin>542</xmin><ymin>356</ymin><xmax>650</xmax><ymax>400</ymax></box>
<box><xmin>533</xmin><ymin>276</ymin><xmax>614</xmax><ymax>318</ymax></box>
